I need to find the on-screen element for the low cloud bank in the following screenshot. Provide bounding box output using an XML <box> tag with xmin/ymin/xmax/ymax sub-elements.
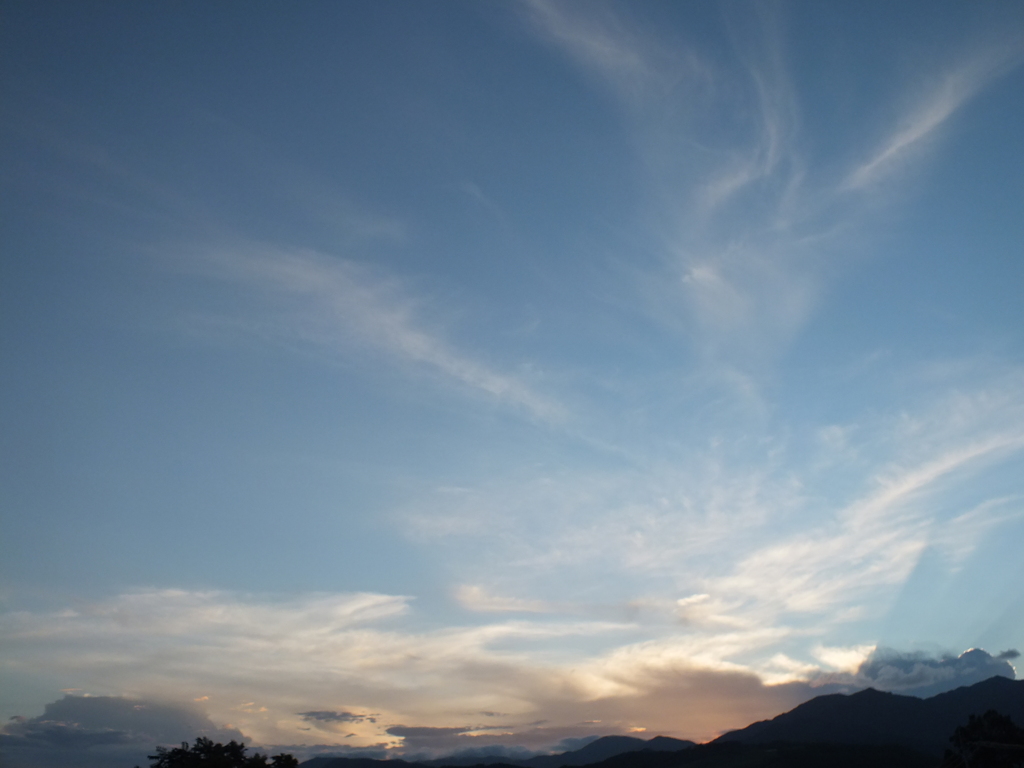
<box><xmin>2</xmin><ymin>649</ymin><xmax>1017</xmax><ymax>768</ymax></box>
<box><xmin>0</xmin><ymin>695</ymin><xmax>245</xmax><ymax>768</ymax></box>
<box><xmin>299</xmin><ymin>710</ymin><xmax>378</xmax><ymax>724</ymax></box>
<box><xmin>851</xmin><ymin>647</ymin><xmax>1017</xmax><ymax>697</ymax></box>
<box><xmin>3</xmin><ymin>591</ymin><xmax>1018</xmax><ymax>757</ymax></box>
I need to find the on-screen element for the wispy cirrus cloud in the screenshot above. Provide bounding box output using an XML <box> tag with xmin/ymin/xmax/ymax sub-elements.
<box><xmin>693</xmin><ymin>373</ymin><xmax>1024</xmax><ymax>628</ymax></box>
<box><xmin>401</xmin><ymin>364</ymin><xmax>1024</xmax><ymax>661</ymax></box>
<box><xmin>843</xmin><ymin>43</ymin><xmax>1024</xmax><ymax>190</ymax></box>
<box><xmin>712</xmin><ymin>440</ymin><xmax>1013</xmax><ymax>620</ymax></box>
<box><xmin>182</xmin><ymin>245</ymin><xmax>563</xmax><ymax>421</ymax></box>
<box><xmin>522</xmin><ymin>2</ymin><xmax>822</xmax><ymax>374</ymax></box>
<box><xmin>522</xmin><ymin>0</ymin><xmax>699</xmax><ymax>108</ymax></box>
<box><xmin>22</xmin><ymin>103</ymin><xmax>562</xmax><ymax>423</ymax></box>
<box><xmin>523</xmin><ymin>3</ymin><xmax>1022</xmax><ymax>385</ymax></box>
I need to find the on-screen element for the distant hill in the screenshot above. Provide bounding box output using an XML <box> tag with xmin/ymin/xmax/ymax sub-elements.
<box><xmin>715</xmin><ymin>675</ymin><xmax>1024</xmax><ymax>756</ymax></box>
<box><xmin>516</xmin><ymin>735</ymin><xmax>694</xmax><ymax>768</ymax></box>
<box><xmin>302</xmin><ymin>735</ymin><xmax>694</xmax><ymax>768</ymax></box>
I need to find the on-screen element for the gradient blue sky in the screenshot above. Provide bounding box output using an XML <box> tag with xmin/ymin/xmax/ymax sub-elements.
<box><xmin>2</xmin><ymin>0</ymin><xmax>1023</xmax><ymax>758</ymax></box>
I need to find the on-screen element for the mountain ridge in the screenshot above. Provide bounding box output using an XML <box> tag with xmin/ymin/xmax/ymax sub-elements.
<box><xmin>714</xmin><ymin>675</ymin><xmax>1024</xmax><ymax>756</ymax></box>
<box><xmin>302</xmin><ymin>675</ymin><xmax>1023</xmax><ymax>767</ymax></box>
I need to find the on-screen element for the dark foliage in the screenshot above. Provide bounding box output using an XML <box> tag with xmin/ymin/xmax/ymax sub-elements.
<box><xmin>942</xmin><ymin>710</ymin><xmax>1024</xmax><ymax>768</ymax></box>
<box><xmin>139</xmin><ymin>736</ymin><xmax>298</xmax><ymax>768</ymax></box>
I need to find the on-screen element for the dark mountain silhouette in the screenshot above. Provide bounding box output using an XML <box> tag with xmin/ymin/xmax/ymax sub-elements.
<box><xmin>715</xmin><ymin>675</ymin><xmax>1024</xmax><ymax>756</ymax></box>
<box><xmin>638</xmin><ymin>736</ymin><xmax>694</xmax><ymax>752</ymax></box>
<box><xmin>517</xmin><ymin>735</ymin><xmax>694</xmax><ymax>768</ymax></box>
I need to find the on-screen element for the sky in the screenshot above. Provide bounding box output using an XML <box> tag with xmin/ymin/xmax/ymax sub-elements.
<box><xmin>1</xmin><ymin>0</ymin><xmax>1024</xmax><ymax>765</ymax></box>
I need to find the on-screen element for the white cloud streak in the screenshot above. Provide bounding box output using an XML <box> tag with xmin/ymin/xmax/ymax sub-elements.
<box><xmin>843</xmin><ymin>44</ymin><xmax>1024</xmax><ymax>190</ymax></box>
<box><xmin>522</xmin><ymin>0</ymin><xmax>695</xmax><ymax>108</ymax></box>
<box><xmin>189</xmin><ymin>245</ymin><xmax>563</xmax><ymax>421</ymax></box>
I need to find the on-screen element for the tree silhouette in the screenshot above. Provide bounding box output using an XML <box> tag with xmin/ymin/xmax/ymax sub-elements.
<box><xmin>139</xmin><ymin>736</ymin><xmax>298</xmax><ymax>768</ymax></box>
<box><xmin>943</xmin><ymin>710</ymin><xmax>1024</xmax><ymax>768</ymax></box>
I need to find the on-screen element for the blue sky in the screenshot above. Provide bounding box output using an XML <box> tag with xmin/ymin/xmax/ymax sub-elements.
<box><xmin>2</xmin><ymin>0</ymin><xmax>1023</xmax><ymax>760</ymax></box>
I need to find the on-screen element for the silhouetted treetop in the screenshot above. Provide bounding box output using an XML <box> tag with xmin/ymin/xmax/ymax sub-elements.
<box><xmin>140</xmin><ymin>736</ymin><xmax>298</xmax><ymax>768</ymax></box>
<box><xmin>943</xmin><ymin>710</ymin><xmax>1024</xmax><ymax>768</ymax></box>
